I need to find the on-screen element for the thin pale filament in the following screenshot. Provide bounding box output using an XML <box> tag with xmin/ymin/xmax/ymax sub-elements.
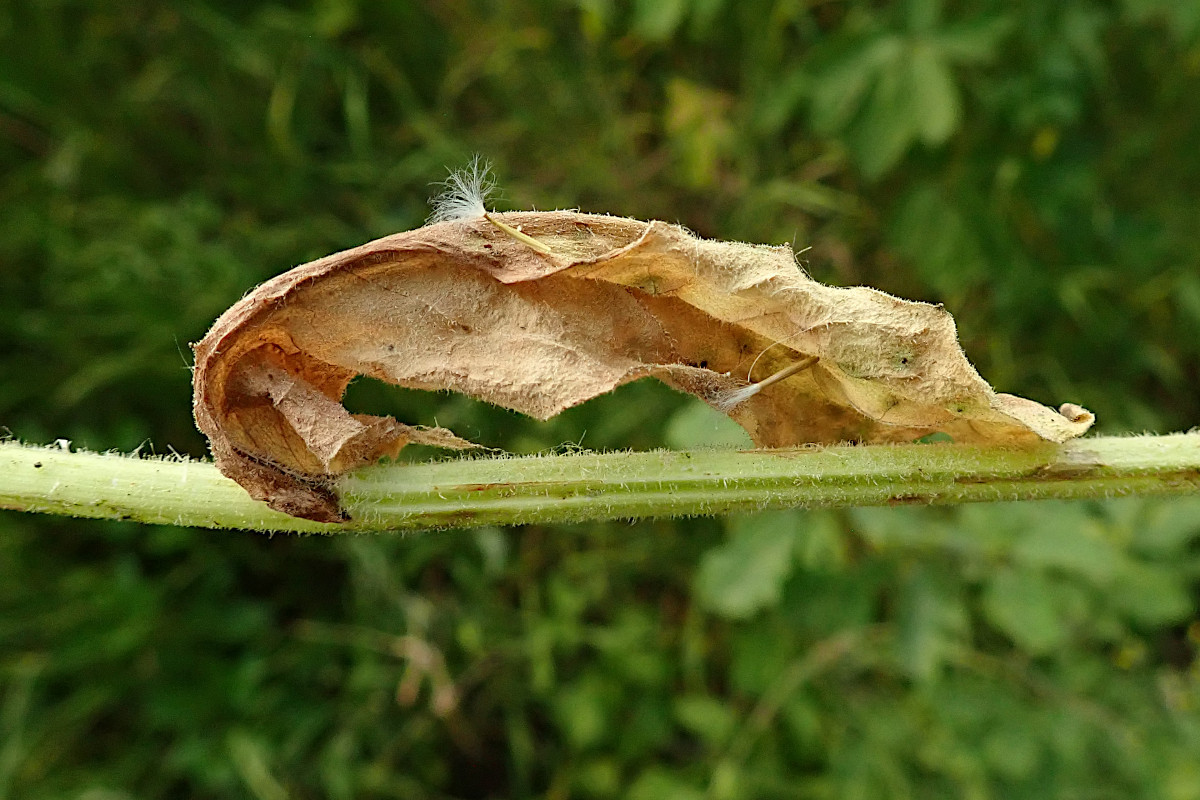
<box><xmin>484</xmin><ymin>213</ymin><xmax>556</xmax><ymax>256</ymax></box>
<box><xmin>714</xmin><ymin>355</ymin><xmax>819</xmax><ymax>412</ymax></box>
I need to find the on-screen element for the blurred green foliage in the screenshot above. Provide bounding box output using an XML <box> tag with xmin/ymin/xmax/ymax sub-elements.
<box><xmin>2</xmin><ymin>0</ymin><xmax>1199</xmax><ymax>797</ymax></box>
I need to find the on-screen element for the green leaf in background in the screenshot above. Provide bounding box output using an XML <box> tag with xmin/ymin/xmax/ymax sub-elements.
<box><xmin>888</xmin><ymin>182</ymin><xmax>987</xmax><ymax>298</ymax></box>
<box><xmin>628</xmin><ymin>768</ymin><xmax>705</xmax><ymax>800</ymax></box>
<box><xmin>672</xmin><ymin>694</ymin><xmax>736</xmax><ymax>749</ymax></box>
<box><xmin>812</xmin><ymin>9</ymin><xmax>1010</xmax><ymax>180</ymax></box>
<box><xmin>895</xmin><ymin>563</ymin><xmax>967</xmax><ymax>682</ymax></box>
<box><xmin>810</xmin><ymin>35</ymin><xmax>902</xmax><ymax>137</ymax></box>
<box><xmin>981</xmin><ymin>567</ymin><xmax>1069</xmax><ymax>655</ymax></box>
<box><xmin>848</xmin><ymin>35</ymin><xmax>970</xmax><ymax>178</ymax></box>
<box><xmin>849</xmin><ymin>53</ymin><xmax>919</xmax><ymax>179</ymax></box>
<box><xmin>1122</xmin><ymin>0</ymin><xmax>1200</xmax><ymax>41</ymax></box>
<box><xmin>909</xmin><ymin>43</ymin><xmax>960</xmax><ymax>146</ymax></box>
<box><xmin>792</xmin><ymin>511</ymin><xmax>848</xmax><ymax>571</ymax></box>
<box><xmin>934</xmin><ymin>15</ymin><xmax>1015</xmax><ymax>63</ymax></box>
<box><xmin>664</xmin><ymin>399</ymin><xmax>753</xmax><ymax>449</ymax></box>
<box><xmin>981</xmin><ymin>720</ymin><xmax>1043</xmax><ymax>781</ymax></box>
<box><xmin>695</xmin><ymin>512</ymin><xmax>800</xmax><ymax>619</ymax></box>
<box><xmin>664</xmin><ymin>78</ymin><xmax>735</xmax><ymax>187</ymax></box>
<box><xmin>633</xmin><ymin>0</ymin><xmax>688</xmax><ymax>42</ymax></box>
<box><xmin>1105</xmin><ymin>561</ymin><xmax>1194</xmax><ymax>626</ymax></box>
<box><xmin>905</xmin><ymin>0</ymin><xmax>945</xmax><ymax>34</ymax></box>
<box><xmin>1010</xmin><ymin>507</ymin><xmax>1123</xmax><ymax>583</ymax></box>
<box><xmin>1125</xmin><ymin>496</ymin><xmax>1200</xmax><ymax>556</ymax></box>
<box><xmin>553</xmin><ymin>675</ymin><xmax>617</xmax><ymax>751</ymax></box>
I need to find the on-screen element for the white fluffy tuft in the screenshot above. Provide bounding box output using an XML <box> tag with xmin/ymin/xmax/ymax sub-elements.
<box><xmin>427</xmin><ymin>155</ymin><xmax>496</xmax><ymax>223</ymax></box>
<box><xmin>712</xmin><ymin>383</ymin><xmax>763</xmax><ymax>412</ymax></box>
<box><xmin>712</xmin><ymin>355</ymin><xmax>819</xmax><ymax>412</ymax></box>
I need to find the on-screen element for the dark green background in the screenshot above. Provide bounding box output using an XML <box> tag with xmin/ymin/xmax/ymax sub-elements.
<box><xmin>3</xmin><ymin>1</ymin><xmax>1200</xmax><ymax>797</ymax></box>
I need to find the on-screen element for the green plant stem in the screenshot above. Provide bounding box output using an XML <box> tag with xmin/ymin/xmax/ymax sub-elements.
<box><xmin>1</xmin><ymin>434</ymin><xmax>1198</xmax><ymax>532</ymax></box>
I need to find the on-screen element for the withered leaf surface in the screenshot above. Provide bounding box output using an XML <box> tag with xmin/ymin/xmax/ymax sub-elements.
<box><xmin>192</xmin><ymin>212</ymin><xmax>1094</xmax><ymax>521</ymax></box>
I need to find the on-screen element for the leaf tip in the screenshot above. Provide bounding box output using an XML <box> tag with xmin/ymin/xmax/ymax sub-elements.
<box><xmin>1058</xmin><ymin>403</ymin><xmax>1095</xmax><ymax>426</ymax></box>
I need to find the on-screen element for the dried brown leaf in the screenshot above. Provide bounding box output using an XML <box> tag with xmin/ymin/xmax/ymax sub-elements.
<box><xmin>192</xmin><ymin>212</ymin><xmax>1093</xmax><ymax>521</ymax></box>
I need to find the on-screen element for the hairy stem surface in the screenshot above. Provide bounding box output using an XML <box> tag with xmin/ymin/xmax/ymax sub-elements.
<box><xmin>1</xmin><ymin>435</ymin><xmax>1197</xmax><ymax>533</ymax></box>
